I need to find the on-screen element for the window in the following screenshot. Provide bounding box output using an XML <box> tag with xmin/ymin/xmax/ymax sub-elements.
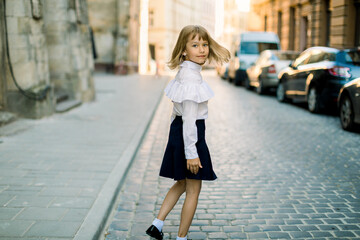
<box><xmin>307</xmin><ymin>50</ymin><xmax>324</xmax><ymax>64</ymax></box>
<box><xmin>264</xmin><ymin>16</ymin><xmax>267</xmax><ymax>32</ymax></box>
<box><xmin>337</xmin><ymin>50</ymin><xmax>360</xmax><ymax>66</ymax></box>
<box><xmin>240</xmin><ymin>42</ymin><xmax>279</xmax><ymax>55</ymax></box>
<box><xmin>277</xmin><ymin>11</ymin><xmax>282</xmax><ymax>40</ymax></box>
<box><xmin>289</xmin><ymin>7</ymin><xmax>295</xmax><ymax>50</ymax></box>
<box><xmin>300</xmin><ymin>16</ymin><xmax>309</xmax><ymax>51</ymax></box>
<box><xmin>273</xmin><ymin>52</ymin><xmax>300</xmax><ymax>61</ymax></box>
<box><xmin>355</xmin><ymin>2</ymin><xmax>360</xmax><ymax>46</ymax></box>
<box><xmin>293</xmin><ymin>51</ymin><xmax>311</xmax><ymax>67</ymax></box>
<box><xmin>149</xmin><ymin>9</ymin><xmax>154</xmax><ymax>27</ymax></box>
<box><xmin>325</xmin><ymin>0</ymin><xmax>331</xmax><ymax>46</ymax></box>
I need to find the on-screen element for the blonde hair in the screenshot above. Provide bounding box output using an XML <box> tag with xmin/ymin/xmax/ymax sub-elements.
<box><xmin>168</xmin><ymin>25</ymin><xmax>230</xmax><ymax>70</ymax></box>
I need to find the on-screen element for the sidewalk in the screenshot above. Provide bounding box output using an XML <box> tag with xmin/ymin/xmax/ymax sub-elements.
<box><xmin>0</xmin><ymin>73</ymin><xmax>169</xmax><ymax>239</ymax></box>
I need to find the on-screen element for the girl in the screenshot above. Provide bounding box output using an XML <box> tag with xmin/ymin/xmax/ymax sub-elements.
<box><xmin>146</xmin><ymin>25</ymin><xmax>230</xmax><ymax>240</ymax></box>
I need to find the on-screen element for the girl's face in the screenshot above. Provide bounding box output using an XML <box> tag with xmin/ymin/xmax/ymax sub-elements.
<box><xmin>183</xmin><ymin>34</ymin><xmax>209</xmax><ymax>65</ymax></box>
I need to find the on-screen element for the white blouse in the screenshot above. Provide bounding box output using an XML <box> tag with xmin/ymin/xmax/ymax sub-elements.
<box><xmin>164</xmin><ymin>61</ymin><xmax>214</xmax><ymax>159</ymax></box>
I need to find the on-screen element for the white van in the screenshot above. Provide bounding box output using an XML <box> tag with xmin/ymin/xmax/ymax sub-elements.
<box><xmin>229</xmin><ymin>31</ymin><xmax>281</xmax><ymax>86</ymax></box>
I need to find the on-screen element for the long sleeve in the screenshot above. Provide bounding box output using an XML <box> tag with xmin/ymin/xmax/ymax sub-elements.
<box><xmin>182</xmin><ymin>100</ymin><xmax>199</xmax><ymax>159</ymax></box>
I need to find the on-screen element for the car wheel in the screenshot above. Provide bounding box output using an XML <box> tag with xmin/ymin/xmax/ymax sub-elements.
<box><xmin>339</xmin><ymin>95</ymin><xmax>355</xmax><ymax>130</ymax></box>
<box><xmin>256</xmin><ymin>79</ymin><xmax>265</xmax><ymax>95</ymax></box>
<box><xmin>276</xmin><ymin>82</ymin><xmax>287</xmax><ymax>102</ymax></box>
<box><xmin>307</xmin><ymin>86</ymin><xmax>320</xmax><ymax>113</ymax></box>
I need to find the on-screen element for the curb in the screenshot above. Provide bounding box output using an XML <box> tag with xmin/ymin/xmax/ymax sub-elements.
<box><xmin>73</xmin><ymin>75</ymin><xmax>169</xmax><ymax>240</ymax></box>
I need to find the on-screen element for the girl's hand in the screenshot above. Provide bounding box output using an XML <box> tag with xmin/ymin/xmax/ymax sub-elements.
<box><xmin>187</xmin><ymin>158</ymin><xmax>203</xmax><ymax>174</ymax></box>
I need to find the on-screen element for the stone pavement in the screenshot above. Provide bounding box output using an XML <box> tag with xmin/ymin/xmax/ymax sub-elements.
<box><xmin>0</xmin><ymin>73</ymin><xmax>169</xmax><ymax>239</ymax></box>
<box><xmin>104</xmin><ymin>70</ymin><xmax>360</xmax><ymax>239</ymax></box>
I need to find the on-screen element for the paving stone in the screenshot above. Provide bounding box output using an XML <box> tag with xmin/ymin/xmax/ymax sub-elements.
<box><xmin>6</xmin><ymin>196</ymin><xmax>54</xmax><ymax>208</ymax></box>
<box><xmin>25</xmin><ymin>221</ymin><xmax>80</xmax><ymax>237</ymax></box>
<box><xmin>208</xmin><ymin>231</ymin><xmax>228</xmax><ymax>239</ymax></box>
<box><xmin>247</xmin><ymin>232</ymin><xmax>268</xmax><ymax>239</ymax></box>
<box><xmin>268</xmin><ymin>231</ymin><xmax>291</xmax><ymax>239</ymax></box>
<box><xmin>290</xmin><ymin>231</ymin><xmax>312</xmax><ymax>238</ymax></box>
<box><xmin>243</xmin><ymin>225</ymin><xmax>260</xmax><ymax>232</ymax></box>
<box><xmin>189</xmin><ymin>231</ymin><xmax>207</xmax><ymax>239</ymax></box>
<box><xmin>0</xmin><ymin>208</ymin><xmax>23</xmax><ymax>220</ymax></box>
<box><xmin>311</xmin><ymin>231</ymin><xmax>334</xmax><ymax>237</ymax></box>
<box><xmin>201</xmin><ymin>226</ymin><xmax>221</xmax><ymax>232</ymax></box>
<box><xmin>333</xmin><ymin>231</ymin><xmax>356</xmax><ymax>237</ymax></box>
<box><xmin>229</xmin><ymin>232</ymin><xmax>247</xmax><ymax>239</ymax></box>
<box><xmin>223</xmin><ymin>226</ymin><xmax>242</xmax><ymax>232</ymax></box>
<box><xmin>0</xmin><ymin>220</ymin><xmax>34</xmax><ymax>237</ymax></box>
<box><xmin>318</xmin><ymin>224</ymin><xmax>339</xmax><ymax>231</ymax></box>
<box><xmin>16</xmin><ymin>207</ymin><xmax>67</xmax><ymax>221</ymax></box>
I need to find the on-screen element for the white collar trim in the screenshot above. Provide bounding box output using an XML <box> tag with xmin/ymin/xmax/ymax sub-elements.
<box><xmin>180</xmin><ymin>61</ymin><xmax>202</xmax><ymax>72</ymax></box>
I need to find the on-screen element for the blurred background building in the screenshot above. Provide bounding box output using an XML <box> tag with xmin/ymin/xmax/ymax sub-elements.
<box><xmin>0</xmin><ymin>0</ymin><xmax>95</xmax><ymax>120</ymax></box>
<box><xmin>87</xmin><ymin>0</ymin><xmax>140</xmax><ymax>74</ymax></box>
<box><xmin>220</xmin><ymin>0</ymin><xmax>254</xmax><ymax>58</ymax></box>
<box><xmin>250</xmin><ymin>0</ymin><xmax>360</xmax><ymax>51</ymax></box>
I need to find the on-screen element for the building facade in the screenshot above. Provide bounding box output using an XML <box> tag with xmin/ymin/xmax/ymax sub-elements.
<box><xmin>251</xmin><ymin>0</ymin><xmax>360</xmax><ymax>51</ymax></box>
<box><xmin>221</xmin><ymin>0</ymin><xmax>249</xmax><ymax>56</ymax></box>
<box><xmin>87</xmin><ymin>0</ymin><xmax>140</xmax><ymax>74</ymax></box>
<box><xmin>0</xmin><ymin>0</ymin><xmax>95</xmax><ymax>119</ymax></box>
<box><xmin>148</xmin><ymin>0</ymin><xmax>217</xmax><ymax>73</ymax></box>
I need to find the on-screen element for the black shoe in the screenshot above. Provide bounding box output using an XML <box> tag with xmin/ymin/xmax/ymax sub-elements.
<box><xmin>145</xmin><ymin>225</ymin><xmax>163</xmax><ymax>240</ymax></box>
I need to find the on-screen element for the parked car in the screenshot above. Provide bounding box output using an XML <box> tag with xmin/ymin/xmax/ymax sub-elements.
<box><xmin>277</xmin><ymin>46</ymin><xmax>360</xmax><ymax>113</ymax></box>
<box><xmin>216</xmin><ymin>62</ymin><xmax>229</xmax><ymax>80</ymax></box>
<box><xmin>338</xmin><ymin>78</ymin><xmax>360</xmax><ymax>130</ymax></box>
<box><xmin>228</xmin><ymin>32</ymin><xmax>281</xmax><ymax>86</ymax></box>
<box><xmin>246</xmin><ymin>50</ymin><xmax>300</xmax><ymax>94</ymax></box>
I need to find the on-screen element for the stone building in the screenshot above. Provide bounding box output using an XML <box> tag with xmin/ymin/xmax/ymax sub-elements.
<box><xmin>87</xmin><ymin>0</ymin><xmax>140</xmax><ymax>74</ymax></box>
<box><xmin>0</xmin><ymin>0</ymin><xmax>95</xmax><ymax>120</ymax></box>
<box><xmin>148</xmin><ymin>0</ymin><xmax>217</xmax><ymax>73</ymax></box>
<box><xmin>221</xmin><ymin>0</ymin><xmax>249</xmax><ymax>55</ymax></box>
<box><xmin>251</xmin><ymin>0</ymin><xmax>360</xmax><ymax>51</ymax></box>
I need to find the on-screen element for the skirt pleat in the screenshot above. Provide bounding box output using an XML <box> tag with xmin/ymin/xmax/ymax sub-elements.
<box><xmin>159</xmin><ymin>116</ymin><xmax>217</xmax><ymax>181</ymax></box>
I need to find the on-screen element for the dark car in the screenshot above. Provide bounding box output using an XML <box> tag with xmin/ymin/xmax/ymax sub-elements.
<box><xmin>246</xmin><ymin>50</ymin><xmax>300</xmax><ymax>94</ymax></box>
<box><xmin>338</xmin><ymin>78</ymin><xmax>360</xmax><ymax>130</ymax></box>
<box><xmin>277</xmin><ymin>47</ymin><xmax>360</xmax><ymax>113</ymax></box>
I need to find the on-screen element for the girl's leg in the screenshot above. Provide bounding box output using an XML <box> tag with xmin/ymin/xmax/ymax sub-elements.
<box><xmin>157</xmin><ymin>179</ymin><xmax>186</xmax><ymax>221</ymax></box>
<box><xmin>178</xmin><ymin>179</ymin><xmax>202</xmax><ymax>237</ymax></box>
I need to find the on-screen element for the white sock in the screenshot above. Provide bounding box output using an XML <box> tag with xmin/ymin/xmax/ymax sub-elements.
<box><xmin>152</xmin><ymin>218</ymin><xmax>164</xmax><ymax>232</ymax></box>
<box><xmin>176</xmin><ymin>236</ymin><xmax>187</xmax><ymax>240</ymax></box>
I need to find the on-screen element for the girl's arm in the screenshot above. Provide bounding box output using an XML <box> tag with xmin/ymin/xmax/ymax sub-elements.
<box><xmin>182</xmin><ymin>100</ymin><xmax>203</xmax><ymax>174</ymax></box>
<box><xmin>182</xmin><ymin>100</ymin><xmax>199</xmax><ymax>159</ymax></box>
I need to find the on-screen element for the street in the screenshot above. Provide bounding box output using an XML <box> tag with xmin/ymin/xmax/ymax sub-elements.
<box><xmin>104</xmin><ymin>70</ymin><xmax>360</xmax><ymax>240</ymax></box>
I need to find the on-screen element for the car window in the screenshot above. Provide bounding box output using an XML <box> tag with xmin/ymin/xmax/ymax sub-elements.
<box><xmin>293</xmin><ymin>51</ymin><xmax>311</xmax><ymax>67</ymax></box>
<box><xmin>322</xmin><ymin>53</ymin><xmax>336</xmax><ymax>61</ymax></box>
<box><xmin>240</xmin><ymin>42</ymin><xmax>279</xmax><ymax>55</ymax></box>
<box><xmin>271</xmin><ymin>53</ymin><xmax>279</xmax><ymax>61</ymax></box>
<box><xmin>274</xmin><ymin>52</ymin><xmax>299</xmax><ymax>60</ymax></box>
<box><xmin>307</xmin><ymin>50</ymin><xmax>323</xmax><ymax>64</ymax></box>
<box><xmin>337</xmin><ymin>50</ymin><xmax>360</xmax><ymax>66</ymax></box>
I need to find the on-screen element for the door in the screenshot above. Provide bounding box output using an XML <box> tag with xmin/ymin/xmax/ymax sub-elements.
<box><xmin>286</xmin><ymin>50</ymin><xmax>311</xmax><ymax>98</ymax></box>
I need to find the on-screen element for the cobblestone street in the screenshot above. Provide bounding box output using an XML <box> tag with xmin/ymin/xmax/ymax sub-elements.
<box><xmin>104</xmin><ymin>70</ymin><xmax>360</xmax><ymax>240</ymax></box>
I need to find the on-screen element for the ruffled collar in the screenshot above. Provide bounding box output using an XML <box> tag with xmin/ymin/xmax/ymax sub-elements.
<box><xmin>180</xmin><ymin>61</ymin><xmax>202</xmax><ymax>72</ymax></box>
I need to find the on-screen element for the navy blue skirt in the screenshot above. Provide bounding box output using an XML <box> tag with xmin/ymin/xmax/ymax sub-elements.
<box><xmin>159</xmin><ymin>116</ymin><xmax>217</xmax><ymax>181</ymax></box>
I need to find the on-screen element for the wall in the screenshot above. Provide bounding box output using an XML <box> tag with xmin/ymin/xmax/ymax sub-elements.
<box><xmin>251</xmin><ymin>0</ymin><xmax>359</xmax><ymax>51</ymax></box>
<box><xmin>87</xmin><ymin>0</ymin><xmax>137</xmax><ymax>74</ymax></box>
<box><xmin>3</xmin><ymin>0</ymin><xmax>54</xmax><ymax>118</ymax></box>
<box><xmin>0</xmin><ymin>0</ymin><xmax>95</xmax><ymax>119</ymax></box>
